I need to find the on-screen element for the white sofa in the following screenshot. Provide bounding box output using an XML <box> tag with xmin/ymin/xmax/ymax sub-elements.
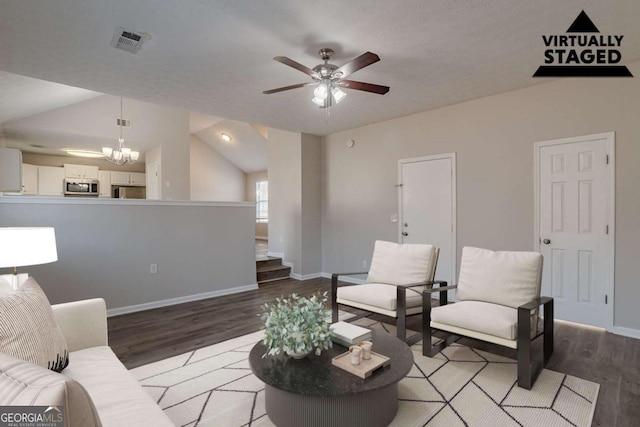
<box><xmin>0</xmin><ymin>298</ymin><xmax>174</xmax><ymax>427</ymax></box>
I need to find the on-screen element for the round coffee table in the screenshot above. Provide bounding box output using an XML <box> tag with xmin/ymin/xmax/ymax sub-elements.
<box><xmin>249</xmin><ymin>328</ymin><xmax>413</xmax><ymax>427</ymax></box>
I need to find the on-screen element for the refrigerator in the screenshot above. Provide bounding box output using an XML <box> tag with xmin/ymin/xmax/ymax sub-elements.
<box><xmin>114</xmin><ymin>186</ymin><xmax>146</xmax><ymax>199</ymax></box>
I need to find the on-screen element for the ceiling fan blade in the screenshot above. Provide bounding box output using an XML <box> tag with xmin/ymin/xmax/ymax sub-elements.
<box><xmin>338</xmin><ymin>80</ymin><xmax>390</xmax><ymax>95</ymax></box>
<box><xmin>274</xmin><ymin>56</ymin><xmax>319</xmax><ymax>79</ymax></box>
<box><xmin>263</xmin><ymin>82</ymin><xmax>315</xmax><ymax>95</ymax></box>
<box><xmin>334</xmin><ymin>52</ymin><xmax>380</xmax><ymax>78</ymax></box>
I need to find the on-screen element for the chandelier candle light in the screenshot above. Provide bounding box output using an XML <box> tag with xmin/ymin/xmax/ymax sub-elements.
<box><xmin>102</xmin><ymin>97</ymin><xmax>139</xmax><ymax>165</ymax></box>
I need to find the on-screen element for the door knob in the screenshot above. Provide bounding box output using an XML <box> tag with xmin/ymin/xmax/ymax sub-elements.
<box><xmin>542</xmin><ymin>239</ymin><xmax>551</xmax><ymax>245</ymax></box>
<box><xmin>402</xmin><ymin>232</ymin><xmax>408</xmax><ymax>236</ymax></box>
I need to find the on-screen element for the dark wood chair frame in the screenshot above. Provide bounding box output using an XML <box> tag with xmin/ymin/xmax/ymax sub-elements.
<box><xmin>331</xmin><ymin>272</ymin><xmax>447</xmax><ymax>346</ymax></box>
<box><xmin>422</xmin><ymin>284</ymin><xmax>554</xmax><ymax>389</ymax></box>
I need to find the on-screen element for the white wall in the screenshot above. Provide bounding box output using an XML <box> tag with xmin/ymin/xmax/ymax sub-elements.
<box><xmin>190</xmin><ymin>136</ymin><xmax>245</xmax><ymax>202</ymax></box>
<box><xmin>158</xmin><ymin>110</ymin><xmax>190</xmax><ymax>200</ymax></box>
<box><xmin>246</xmin><ymin>170</ymin><xmax>268</xmax><ymax>239</ymax></box>
<box><xmin>268</xmin><ymin>129</ymin><xmax>301</xmax><ymax>272</ymax></box>
<box><xmin>322</xmin><ymin>60</ymin><xmax>640</xmax><ymax>332</ymax></box>
<box><xmin>267</xmin><ymin>130</ymin><xmax>322</xmax><ymax>277</ymax></box>
<box><xmin>0</xmin><ymin>199</ymin><xmax>257</xmax><ymax>314</ymax></box>
<box><xmin>301</xmin><ymin>134</ymin><xmax>322</xmax><ymax>276</ymax></box>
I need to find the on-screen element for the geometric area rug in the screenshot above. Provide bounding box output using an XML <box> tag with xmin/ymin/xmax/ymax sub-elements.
<box><xmin>131</xmin><ymin>318</ymin><xmax>599</xmax><ymax>427</ymax></box>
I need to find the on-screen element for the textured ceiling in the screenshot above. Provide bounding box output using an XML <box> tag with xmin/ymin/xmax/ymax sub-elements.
<box><xmin>1</xmin><ymin>1</ymin><xmax>639</xmax><ymax>136</ymax></box>
<box><xmin>0</xmin><ymin>71</ymin><xmax>101</xmax><ymax>124</ymax></box>
<box><xmin>194</xmin><ymin>120</ymin><xmax>268</xmax><ymax>173</ymax></box>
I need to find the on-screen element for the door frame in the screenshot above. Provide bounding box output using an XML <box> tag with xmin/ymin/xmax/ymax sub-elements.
<box><xmin>398</xmin><ymin>152</ymin><xmax>457</xmax><ymax>286</ymax></box>
<box><xmin>533</xmin><ymin>132</ymin><xmax>615</xmax><ymax>330</ymax></box>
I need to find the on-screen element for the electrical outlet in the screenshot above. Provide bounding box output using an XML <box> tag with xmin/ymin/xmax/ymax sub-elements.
<box><xmin>150</xmin><ymin>264</ymin><xmax>158</xmax><ymax>274</ymax></box>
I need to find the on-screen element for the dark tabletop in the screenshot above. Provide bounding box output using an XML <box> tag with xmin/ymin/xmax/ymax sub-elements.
<box><xmin>249</xmin><ymin>328</ymin><xmax>414</xmax><ymax>397</ymax></box>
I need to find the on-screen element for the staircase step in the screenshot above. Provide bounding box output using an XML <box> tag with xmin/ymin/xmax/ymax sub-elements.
<box><xmin>257</xmin><ymin>264</ymin><xmax>291</xmax><ymax>283</ymax></box>
<box><xmin>256</xmin><ymin>256</ymin><xmax>284</xmax><ymax>269</ymax></box>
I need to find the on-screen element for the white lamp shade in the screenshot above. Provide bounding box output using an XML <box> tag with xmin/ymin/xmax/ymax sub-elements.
<box><xmin>311</xmin><ymin>96</ymin><xmax>325</xmax><ymax>106</ymax></box>
<box><xmin>121</xmin><ymin>147</ymin><xmax>132</xmax><ymax>157</ymax></box>
<box><xmin>114</xmin><ymin>151</ymin><xmax>123</xmax><ymax>161</ymax></box>
<box><xmin>314</xmin><ymin>84</ymin><xmax>328</xmax><ymax>100</ymax></box>
<box><xmin>0</xmin><ymin>227</ymin><xmax>58</xmax><ymax>269</ymax></box>
<box><xmin>130</xmin><ymin>151</ymin><xmax>140</xmax><ymax>161</ymax></box>
<box><xmin>332</xmin><ymin>87</ymin><xmax>347</xmax><ymax>103</ymax></box>
<box><xmin>102</xmin><ymin>147</ymin><xmax>113</xmax><ymax>157</ymax></box>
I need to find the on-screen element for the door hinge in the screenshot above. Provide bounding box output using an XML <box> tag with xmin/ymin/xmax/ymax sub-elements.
<box><xmin>394</xmin><ymin>183</ymin><xmax>403</xmax><ymax>187</ymax></box>
<box><xmin>605</xmin><ymin>295</ymin><xmax>608</xmax><ymax>304</ymax></box>
<box><xmin>606</xmin><ymin>154</ymin><xmax>609</xmax><ymax>164</ymax></box>
<box><xmin>606</xmin><ymin>225</ymin><xmax>609</xmax><ymax>234</ymax></box>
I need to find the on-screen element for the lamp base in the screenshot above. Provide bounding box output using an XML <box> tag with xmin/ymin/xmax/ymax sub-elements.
<box><xmin>0</xmin><ymin>273</ymin><xmax>29</xmax><ymax>290</ymax></box>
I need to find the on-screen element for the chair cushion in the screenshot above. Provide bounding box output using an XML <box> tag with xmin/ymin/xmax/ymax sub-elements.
<box><xmin>337</xmin><ymin>283</ymin><xmax>424</xmax><ymax>311</ymax></box>
<box><xmin>63</xmin><ymin>346</ymin><xmax>173</xmax><ymax>427</ymax></box>
<box><xmin>457</xmin><ymin>247</ymin><xmax>542</xmax><ymax>309</ymax></box>
<box><xmin>0</xmin><ymin>352</ymin><xmax>102</xmax><ymax>426</ymax></box>
<box><xmin>367</xmin><ymin>240</ymin><xmax>436</xmax><ymax>286</ymax></box>
<box><xmin>431</xmin><ymin>301</ymin><xmax>519</xmax><ymax>340</ymax></box>
<box><xmin>0</xmin><ymin>277</ymin><xmax>69</xmax><ymax>372</ymax></box>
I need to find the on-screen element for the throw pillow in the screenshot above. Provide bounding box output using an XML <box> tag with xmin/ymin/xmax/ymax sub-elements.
<box><xmin>0</xmin><ymin>277</ymin><xmax>69</xmax><ymax>372</ymax></box>
<box><xmin>0</xmin><ymin>352</ymin><xmax>102</xmax><ymax>426</ymax></box>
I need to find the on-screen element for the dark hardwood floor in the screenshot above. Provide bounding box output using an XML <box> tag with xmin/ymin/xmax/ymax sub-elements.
<box><xmin>108</xmin><ymin>277</ymin><xmax>640</xmax><ymax>426</ymax></box>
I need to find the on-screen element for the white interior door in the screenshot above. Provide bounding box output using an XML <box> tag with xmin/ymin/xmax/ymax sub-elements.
<box><xmin>536</xmin><ymin>133</ymin><xmax>614</xmax><ymax>328</ymax></box>
<box><xmin>399</xmin><ymin>154</ymin><xmax>456</xmax><ymax>299</ymax></box>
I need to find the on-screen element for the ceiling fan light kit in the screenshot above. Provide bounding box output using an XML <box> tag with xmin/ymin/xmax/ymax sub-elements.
<box><xmin>264</xmin><ymin>47</ymin><xmax>389</xmax><ymax>108</ymax></box>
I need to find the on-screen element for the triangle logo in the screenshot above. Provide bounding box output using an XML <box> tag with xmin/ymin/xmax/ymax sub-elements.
<box><xmin>566</xmin><ymin>10</ymin><xmax>600</xmax><ymax>33</ymax></box>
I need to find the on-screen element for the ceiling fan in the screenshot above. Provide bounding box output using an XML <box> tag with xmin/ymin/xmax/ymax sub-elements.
<box><xmin>263</xmin><ymin>48</ymin><xmax>390</xmax><ymax>108</ymax></box>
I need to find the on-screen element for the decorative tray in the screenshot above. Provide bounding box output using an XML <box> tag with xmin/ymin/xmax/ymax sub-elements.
<box><xmin>331</xmin><ymin>351</ymin><xmax>391</xmax><ymax>379</ymax></box>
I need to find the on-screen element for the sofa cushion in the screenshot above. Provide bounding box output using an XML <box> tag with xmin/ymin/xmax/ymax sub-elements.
<box><xmin>457</xmin><ymin>247</ymin><xmax>543</xmax><ymax>309</ymax></box>
<box><xmin>0</xmin><ymin>277</ymin><xmax>69</xmax><ymax>372</ymax></box>
<box><xmin>63</xmin><ymin>346</ymin><xmax>173</xmax><ymax>427</ymax></box>
<box><xmin>0</xmin><ymin>352</ymin><xmax>102</xmax><ymax>426</ymax></box>
<box><xmin>338</xmin><ymin>283</ymin><xmax>424</xmax><ymax>311</ymax></box>
<box><xmin>367</xmin><ymin>240</ymin><xmax>436</xmax><ymax>286</ymax></box>
<box><xmin>431</xmin><ymin>301</ymin><xmax>519</xmax><ymax>340</ymax></box>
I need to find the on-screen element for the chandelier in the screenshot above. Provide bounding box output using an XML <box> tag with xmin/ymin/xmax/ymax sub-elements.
<box><xmin>102</xmin><ymin>97</ymin><xmax>139</xmax><ymax>165</ymax></box>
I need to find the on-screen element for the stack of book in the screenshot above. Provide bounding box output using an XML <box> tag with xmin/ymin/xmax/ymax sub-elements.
<box><xmin>331</xmin><ymin>321</ymin><xmax>372</xmax><ymax>347</ymax></box>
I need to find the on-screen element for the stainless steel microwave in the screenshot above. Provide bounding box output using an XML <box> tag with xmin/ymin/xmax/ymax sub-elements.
<box><xmin>64</xmin><ymin>178</ymin><xmax>99</xmax><ymax>197</ymax></box>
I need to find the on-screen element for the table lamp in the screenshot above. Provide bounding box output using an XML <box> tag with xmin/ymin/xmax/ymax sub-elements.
<box><xmin>0</xmin><ymin>227</ymin><xmax>58</xmax><ymax>290</ymax></box>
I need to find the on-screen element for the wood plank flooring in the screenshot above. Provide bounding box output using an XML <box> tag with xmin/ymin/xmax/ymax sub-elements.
<box><xmin>108</xmin><ymin>277</ymin><xmax>640</xmax><ymax>426</ymax></box>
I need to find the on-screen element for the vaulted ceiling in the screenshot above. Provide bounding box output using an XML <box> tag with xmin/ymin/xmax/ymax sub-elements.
<box><xmin>1</xmin><ymin>1</ymin><xmax>639</xmax><ymax>137</ymax></box>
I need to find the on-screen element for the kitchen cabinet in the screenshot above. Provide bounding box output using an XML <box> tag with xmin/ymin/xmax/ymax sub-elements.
<box><xmin>0</xmin><ymin>147</ymin><xmax>23</xmax><ymax>193</ymax></box>
<box><xmin>98</xmin><ymin>170</ymin><xmax>111</xmax><ymax>197</ymax></box>
<box><xmin>22</xmin><ymin>163</ymin><xmax>38</xmax><ymax>195</ymax></box>
<box><xmin>111</xmin><ymin>171</ymin><xmax>146</xmax><ymax>186</ymax></box>
<box><xmin>38</xmin><ymin>166</ymin><xmax>66</xmax><ymax>196</ymax></box>
<box><xmin>64</xmin><ymin>163</ymin><xmax>99</xmax><ymax>179</ymax></box>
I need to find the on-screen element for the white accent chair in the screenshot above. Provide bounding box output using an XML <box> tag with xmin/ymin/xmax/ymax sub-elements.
<box><xmin>422</xmin><ymin>246</ymin><xmax>554</xmax><ymax>389</ymax></box>
<box><xmin>331</xmin><ymin>240</ymin><xmax>442</xmax><ymax>344</ymax></box>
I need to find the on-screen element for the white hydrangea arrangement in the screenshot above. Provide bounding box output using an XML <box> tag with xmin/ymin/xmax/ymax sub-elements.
<box><xmin>260</xmin><ymin>292</ymin><xmax>333</xmax><ymax>358</ymax></box>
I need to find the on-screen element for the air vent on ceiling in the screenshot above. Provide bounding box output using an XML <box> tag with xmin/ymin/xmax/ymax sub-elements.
<box><xmin>116</xmin><ymin>118</ymin><xmax>131</xmax><ymax>127</ymax></box>
<box><xmin>111</xmin><ymin>27</ymin><xmax>149</xmax><ymax>54</ymax></box>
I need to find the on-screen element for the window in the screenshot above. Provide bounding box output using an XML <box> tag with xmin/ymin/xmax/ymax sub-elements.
<box><xmin>256</xmin><ymin>181</ymin><xmax>268</xmax><ymax>223</ymax></box>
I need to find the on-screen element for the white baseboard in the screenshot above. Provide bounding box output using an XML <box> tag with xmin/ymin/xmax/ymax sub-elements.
<box><xmin>106</xmin><ymin>283</ymin><xmax>259</xmax><ymax>317</ymax></box>
<box><xmin>290</xmin><ymin>272</ymin><xmax>323</xmax><ymax>281</ymax></box>
<box><xmin>267</xmin><ymin>251</ymin><xmax>284</xmax><ymax>258</ymax></box>
<box><xmin>255</xmin><ymin>236</ymin><xmax>268</xmax><ymax>240</ymax></box>
<box><xmin>320</xmin><ymin>272</ymin><xmax>366</xmax><ymax>285</ymax></box>
<box><xmin>610</xmin><ymin>326</ymin><xmax>640</xmax><ymax>340</ymax></box>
